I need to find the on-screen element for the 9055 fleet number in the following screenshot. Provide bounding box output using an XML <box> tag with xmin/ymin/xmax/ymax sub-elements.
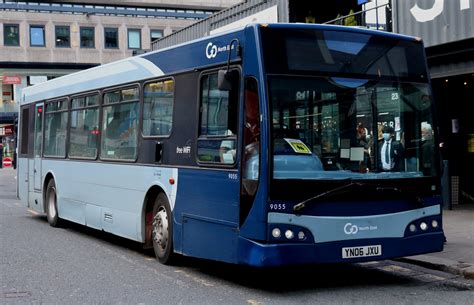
<box><xmin>269</xmin><ymin>203</ymin><xmax>286</xmax><ymax>210</ymax></box>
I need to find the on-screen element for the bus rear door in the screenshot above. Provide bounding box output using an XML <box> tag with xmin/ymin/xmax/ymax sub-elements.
<box><xmin>33</xmin><ymin>104</ymin><xmax>43</xmax><ymax>191</ymax></box>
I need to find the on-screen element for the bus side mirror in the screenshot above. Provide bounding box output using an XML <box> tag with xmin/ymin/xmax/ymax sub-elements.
<box><xmin>218</xmin><ymin>69</ymin><xmax>232</xmax><ymax>91</ymax></box>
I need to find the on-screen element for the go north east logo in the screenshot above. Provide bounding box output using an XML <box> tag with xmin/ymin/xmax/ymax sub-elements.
<box><xmin>205</xmin><ymin>42</ymin><xmax>235</xmax><ymax>59</ymax></box>
<box><xmin>344</xmin><ymin>222</ymin><xmax>378</xmax><ymax>235</ymax></box>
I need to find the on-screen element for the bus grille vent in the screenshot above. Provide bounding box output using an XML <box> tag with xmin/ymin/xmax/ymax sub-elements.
<box><xmin>104</xmin><ymin>212</ymin><xmax>113</xmax><ymax>223</ymax></box>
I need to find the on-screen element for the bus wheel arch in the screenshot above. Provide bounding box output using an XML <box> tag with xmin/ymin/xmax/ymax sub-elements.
<box><xmin>143</xmin><ymin>186</ymin><xmax>163</xmax><ymax>248</ymax></box>
<box><xmin>143</xmin><ymin>186</ymin><xmax>175</xmax><ymax>264</ymax></box>
<box><xmin>43</xmin><ymin>174</ymin><xmax>61</xmax><ymax>227</ymax></box>
<box><xmin>152</xmin><ymin>193</ymin><xmax>175</xmax><ymax>264</ymax></box>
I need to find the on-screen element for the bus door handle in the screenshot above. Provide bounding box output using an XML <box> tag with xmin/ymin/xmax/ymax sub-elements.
<box><xmin>155</xmin><ymin>141</ymin><xmax>163</xmax><ymax>163</ymax></box>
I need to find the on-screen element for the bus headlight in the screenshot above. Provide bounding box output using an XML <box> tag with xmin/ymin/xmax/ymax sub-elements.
<box><xmin>268</xmin><ymin>225</ymin><xmax>314</xmax><ymax>243</ymax></box>
<box><xmin>272</xmin><ymin>228</ymin><xmax>281</xmax><ymax>238</ymax></box>
<box><xmin>409</xmin><ymin>224</ymin><xmax>417</xmax><ymax>232</ymax></box>
<box><xmin>432</xmin><ymin>220</ymin><xmax>439</xmax><ymax>228</ymax></box>
<box><xmin>420</xmin><ymin>222</ymin><xmax>428</xmax><ymax>231</ymax></box>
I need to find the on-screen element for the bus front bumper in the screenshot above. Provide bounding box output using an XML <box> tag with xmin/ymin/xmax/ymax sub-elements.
<box><xmin>237</xmin><ymin>232</ymin><xmax>445</xmax><ymax>267</ymax></box>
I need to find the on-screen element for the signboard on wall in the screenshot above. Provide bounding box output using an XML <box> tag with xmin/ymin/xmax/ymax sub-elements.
<box><xmin>393</xmin><ymin>0</ymin><xmax>473</xmax><ymax>47</ymax></box>
<box><xmin>0</xmin><ymin>125</ymin><xmax>14</xmax><ymax>136</ymax></box>
<box><xmin>29</xmin><ymin>76</ymin><xmax>48</xmax><ymax>85</ymax></box>
<box><xmin>3</xmin><ymin>76</ymin><xmax>21</xmax><ymax>85</ymax></box>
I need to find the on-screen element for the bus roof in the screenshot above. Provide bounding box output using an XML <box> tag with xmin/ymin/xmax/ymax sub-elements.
<box><xmin>21</xmin><ymin>23</ymin><xmax>421</xmax><ymax>105</ymax></box>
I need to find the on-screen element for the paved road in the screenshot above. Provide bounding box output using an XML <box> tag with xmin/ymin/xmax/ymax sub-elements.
<box><xmin>1</xmin><ymin>168</ymin><xmax>473</xmax><ymax>304</ymax></box>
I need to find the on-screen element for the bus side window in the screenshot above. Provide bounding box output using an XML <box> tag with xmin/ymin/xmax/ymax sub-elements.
<box><xmin>197</xmin><ymin>70</ymin><xmax>239</xmax><ymax>164</ymax></box>
<box><xmin>242</xmin><ymin>77</ymin><xmax>260</xmax><ymax>195</ymax></box>
<box><xmin>240</xmin><ymin>77</ymin><xmax>260</xmax><ymax>224</ymax></box>
<box><xmin>143</xmin><ymin>79</ymin><xmax>174</xmax><ymax>137</ymax></box>
<box><xmin>101</xmin><ymin>87</ymin><xmax>139</xmax><ymax>161</ymax></box>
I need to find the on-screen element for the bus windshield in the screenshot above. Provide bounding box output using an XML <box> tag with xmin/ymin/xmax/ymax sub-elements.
<box><xmin>262</xmin><ymin>27</ymin><xmax>437</xmax><ymax>180</ymax></box>
<box><xmin>269</xmin><ymin>76</ymin><xmax>437</xmax><ymax>180</ymax></box>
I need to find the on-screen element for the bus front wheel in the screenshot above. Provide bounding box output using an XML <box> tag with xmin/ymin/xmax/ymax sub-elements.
<box><xmin>45</xmin><ymin>179</ymin><xmax>61</xmax><ymax>227</ymax></box>
<box><xmin>152</xmin><ymin>193</ymin><xmax>175</xmax><ymax>264</ymax></box>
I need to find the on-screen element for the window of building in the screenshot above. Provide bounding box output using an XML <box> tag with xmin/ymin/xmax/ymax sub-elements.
<box><xmin>127</xmin><ymin>29</ymin><xmax>141</xmax><ymax>49</ymax></box>
<box><xmin>150</xmin><ymin>29</ymin><xmax>163</xmax><ymax>43</ymax></box>
<box><xmin>101</xmin><ymin>87</ymin><xmax>139</xmax><ymax>160</ymax></box>
<box><xmin>69</xmin><ymin>94</ymin><xmax>99</xmax><ymax>159</ymax></box>
<box><xmin>143</xmin><ymin>79</ymin><xmax>174</xmax><ymax>137</ymax></box>
<box><xmin>80</xmin><ymin>27</ymin><xmax>95</xmax><ymax>48</ymax></box>
<box><xmin>104</xmin><ymin>27</ymin><xmax>118</xmax><ymax>48</ymax></box>
<box><xmin>4</xmin><ymin>24</ymin><xmax>19</xmax><ymax>46</ymax></box>
<box><xmin>55</xmin><ymin>26</ymin><xmax>70</xmax><ymax>48</ymax></box>
<box><xmin>30</xmin><ymin>25</ymin><xmax>45</xmax><ymax>47</ymax></box>
<box><xmin>197</xmin><ymin>70</ymin><xmax>240</xmax><ymax>164</ymax></box>
<box><xmin>44</xmin><ymin>100</ymin><xmax>68</xmax><ymax>157</ymax></box>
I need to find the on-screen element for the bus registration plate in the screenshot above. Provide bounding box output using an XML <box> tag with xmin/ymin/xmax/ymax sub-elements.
<box><xmin>342</xmin><ymin>245</ymin><xmax>382</xmax><ymax>259</ymax></box>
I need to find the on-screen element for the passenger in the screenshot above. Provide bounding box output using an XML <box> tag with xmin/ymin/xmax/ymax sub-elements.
<box><xmin>378</xmin><ymin>126</ymin><xmax>404</xmax><ymax>172</ymax></box>
<box><xmin>421</xmin><ymin>122</ymin><xmax>435</xmax><ymax>175</ymax></box>
<box><xmin>356</xmin><ymin>122</ymin><xmax>372</xmax><ymax>172</ymax></box>
<box><xmin>219</xmin><ymin>129</ymin><xmax>236</xmax><ymax>164</ymax></box>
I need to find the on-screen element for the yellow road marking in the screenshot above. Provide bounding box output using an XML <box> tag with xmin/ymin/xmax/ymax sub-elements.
<box><xmin>27</xmin><ymin>209</ymin><xmax>40</xmax><ymax>216</ymax></box>
<box><xmin>175</xmin><ymin>270</ymin><xmax>214</xmax><ymax>287</ymax></box>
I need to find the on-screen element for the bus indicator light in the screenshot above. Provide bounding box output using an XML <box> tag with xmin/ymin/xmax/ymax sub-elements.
<box><xmin>297</xmin><ymin>231</ymin><xmax>305</xmax><ymax>240</ymax></box>
<box><xmin>169</xmin><ymin>178</ymin><xmax>175</xmax><ymax>185</ymax></box>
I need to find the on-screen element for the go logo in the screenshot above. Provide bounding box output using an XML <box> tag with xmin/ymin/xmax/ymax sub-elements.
<box><xmin>344</xmin><ymin>223</ymin><xmax>359</xmax><ymax>235</ymax></box>
<box><xmin>205</xmin><ymin>42</ymin><xmax>218</xmax><ymax>59</ymax></box>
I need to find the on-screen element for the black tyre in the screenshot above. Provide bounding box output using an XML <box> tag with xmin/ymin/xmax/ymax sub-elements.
<box><xmin>152</xmin><ymin>193</ymin><xmax>175</xmax><ymax>264</ymax></box>
<box><xmin>45</xmin><ymin>179</ymin><xmax>61</xmax><ymax>227</ymax></box>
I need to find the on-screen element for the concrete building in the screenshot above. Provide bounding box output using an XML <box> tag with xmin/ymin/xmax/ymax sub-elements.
<box><xmin>0</xmin><ymin>0</ymin><xmax>241</xmax><ymax>163</ymax></box>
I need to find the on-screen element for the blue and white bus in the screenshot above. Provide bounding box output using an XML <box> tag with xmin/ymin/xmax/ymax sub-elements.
<box><xmin>17</xmin><ymin>23</ymin><xmax>444</xmax><ymax>266</ymax></box>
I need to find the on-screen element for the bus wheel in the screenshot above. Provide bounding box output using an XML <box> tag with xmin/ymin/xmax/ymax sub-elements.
<box><xmin>152</xmin><ymin>193</ymin><xmax>174</xmax><ymax>264</ymax></box>
<box><xmin>45</xmin><ymin>179</ymin><xmax>61</xmax><ymax>227</ymax></box>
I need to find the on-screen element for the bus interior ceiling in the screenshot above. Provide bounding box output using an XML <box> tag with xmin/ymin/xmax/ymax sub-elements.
<box><xmin>288</xmin><ymin>0</ymin><xmax>360</xmax><ymax>24</ymax></box>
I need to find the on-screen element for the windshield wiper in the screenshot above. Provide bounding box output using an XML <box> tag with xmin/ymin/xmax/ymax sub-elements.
<box><xmin>293</xmin><ymin>181</ymin><xmax>364</xmax><ymax>212</ymax></box>
<box><xmin>292</xmin><ymin>183</ymin><xmax>410</xmax><ymax>212</ymax></box>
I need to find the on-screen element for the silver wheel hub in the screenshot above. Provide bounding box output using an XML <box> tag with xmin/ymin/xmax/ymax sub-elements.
<box><xmin>48</xmin><ymin>189</ymin><xmax>57</xmax><ymax>219</ymax></box>
<box><xmin>152</xmin><ymin>208</ymin><xmax>168</xmax><ymax>250</ymax></box>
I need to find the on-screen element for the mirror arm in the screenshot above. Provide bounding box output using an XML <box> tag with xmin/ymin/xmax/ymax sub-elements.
<box><xmin>226</xmin><ymin>38</ymin><xmax>241</xmax><ymax>74</ymax></box>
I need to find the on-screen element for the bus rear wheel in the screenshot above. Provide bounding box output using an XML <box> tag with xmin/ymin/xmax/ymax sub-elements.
<box><xmin>45</xmin><ymin>179</ymin><xmax>61</xmax><ymax>227</ymax></box>
<box><xmin>152</xmin><ymin>193</ymin><xmax>175</xmax><ymax>264</ymax></box>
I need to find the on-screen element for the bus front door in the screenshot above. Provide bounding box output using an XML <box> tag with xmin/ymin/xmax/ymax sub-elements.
<box><xmin>33</xmin><ymin>104</ymin><xmax>43</xmax><ymax>191</ymax></box>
